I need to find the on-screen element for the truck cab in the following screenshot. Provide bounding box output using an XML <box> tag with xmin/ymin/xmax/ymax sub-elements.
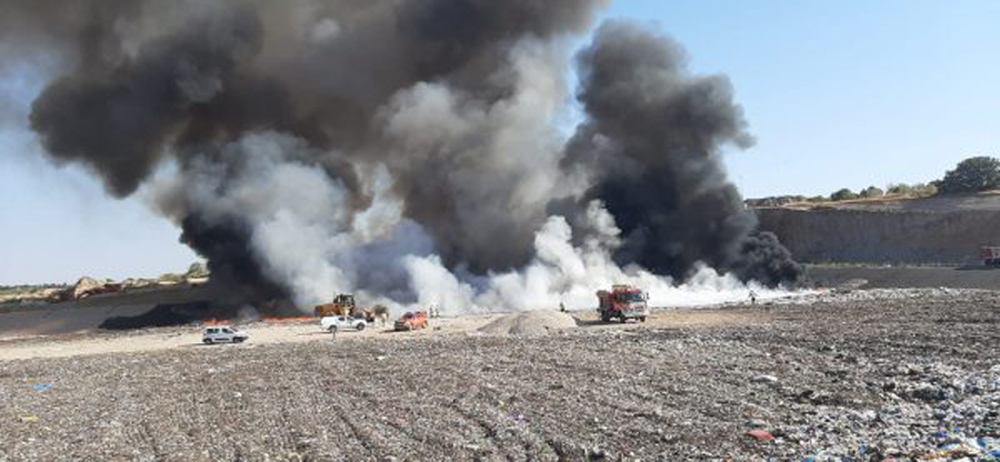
<box><xmin>597</xmin><ymin>285</ymin><xmax>649</xmax><ymax>323</ymax></box>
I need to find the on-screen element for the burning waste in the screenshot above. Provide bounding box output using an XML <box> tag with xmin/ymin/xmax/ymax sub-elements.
<box><xmin>0</xmin><ymin>0</ymin><xmax>802</xmax><ymax>316</ymax></box>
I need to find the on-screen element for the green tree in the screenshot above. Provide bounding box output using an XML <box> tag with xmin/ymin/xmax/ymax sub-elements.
<box><xmin>860</xmin><ymin>186</ymin><xmax>884</xmax><ymax>198</ymax></box>
<box><xmin>912</xmin><ymin>182</ymin><xmax>937</xmax><ymax>197</ymax></box>
<box><xmin>886</xmin><ymin>183</ymin><xmax>911</xmax><ymax>195</ymax></box>
<box><xmin>159</xmin><ymin>273</ymin><xmax>185</xmax><ymax>284</ymax></box>
<box><xmin>830</xmin><ymin>188</ymin><xmax>857</xmax><ymax>201</ymax></box>
<box><xmin>937</xmin><ymin>156</ymin><xmax>1000</xmax><ymax>194</ymax></box>
<box><xmin>185</xmin><ymin>262</ymin><xmax>210</xmax><ymax>278</ymax></box>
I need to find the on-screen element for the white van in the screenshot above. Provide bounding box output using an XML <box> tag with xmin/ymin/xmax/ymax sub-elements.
<box><xmin>202</xmin><ymin>326</ymin><xmax>248</xmax><ymax>344</ymax></box>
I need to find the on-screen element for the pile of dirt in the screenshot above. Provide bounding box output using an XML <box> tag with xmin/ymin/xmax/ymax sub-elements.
<box><xmin>477</xmin><ymin>310</ymin><xmax>576</xmax><ymax>336</ymax></box>
<box><xmin>70</xmin><ymin>277</ymin><xmax>104</xmax><ymax>299</ymax></box>
<box><xmin>97</xmin><ymin>301</ymin><xmax>248</xmax><ymax>330</ymax></box>
<box><xmin>55</xmin><ymin>277</ymin><xmax>122</xmax><ymax>301</ymax></box>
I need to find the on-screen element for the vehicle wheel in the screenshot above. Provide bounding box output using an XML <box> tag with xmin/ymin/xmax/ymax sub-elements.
<box><xmin>203</xmin><ymin>339</ymin><xmax>212</xmax><ymax>345</ymax></box>
<box><xmin>235</xmin><ymin>337</ymin><xmax>244</xmax><ymax>343</ymax></box>
<box><xmin>328</xmin><ymin>326</ymin><xmax>338</xmax><ymax>333</ymax></box>
<box><xmin>640</xmin><ymin>316</ymin><xmax>646</xmax><ymax>323</ymax></box>
<box><xmin>619</xmin><ymin>316</ymin><xmax>627</xmax><ymax>324</ymax></box>
<box><xmin>356</xmin><ymin>323</ymin><xmax>365</xmax><ymax>331</ymax></box>
<box><xmin>601</xmin><ymin>314</ymin><xmax>610</xmax><ymax>323</ymax></box>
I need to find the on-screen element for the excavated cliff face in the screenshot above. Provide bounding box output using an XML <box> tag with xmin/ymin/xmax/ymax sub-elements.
<box><xmin>755</xmin><ymin>206</ymin><xmax>1000</xmax><ymax>265</ymax></box>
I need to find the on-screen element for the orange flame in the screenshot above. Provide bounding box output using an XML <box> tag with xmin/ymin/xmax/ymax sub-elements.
<box><xmin>201</xmin><ymin>314</ymin><xmax>315</xmax><ymax>326</ymax></box>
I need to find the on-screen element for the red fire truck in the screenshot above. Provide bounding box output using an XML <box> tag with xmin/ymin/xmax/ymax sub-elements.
<box><xmin>596</xmin><ymin>285</ymin><xmax>649</xmax><ymax>323</ymax></box>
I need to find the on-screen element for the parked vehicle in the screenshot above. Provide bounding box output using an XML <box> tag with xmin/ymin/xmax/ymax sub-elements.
<box><xmin>314</xmin><ymin>295</ymin><xmax>389</xmax><ymax>326</ymax></box>
<box><xmin>320</xmin><ymin>315</ymin><xmax>367</xmax><ymax>332</ymax></box>
<box><xmin>314</xmin><ymin>294</ymin><xmax>356</xmax><ymax>317</ymax></box>
<box><xmin>202</xmin><ymin>326</ymin><xmax>249</xmax><ymax>344</ymax></box>
<box><xmin>596</xmin><ymin>285</ymin><xmax>649</xmax><ymax>323</ymax></box>
<box><xmin>982</xmin><ymin>246</ymin><xmax>1000</xmax><ymax>266</ymax></box>
<box><xmin>394</xmin><ymin>311</ymin><xmax>428</xmax><ymax>331</ymax></box>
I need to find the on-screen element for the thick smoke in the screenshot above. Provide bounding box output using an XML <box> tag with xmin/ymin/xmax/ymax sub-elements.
<box><xmin>1</xmin><ymin>0</ymin><xmax>801</xmax><ymax>313</ymax></box>
<box><xmin>563</xmin><ymin>22</ymin><xmax>800</xmax><ymax>283</ymax></box>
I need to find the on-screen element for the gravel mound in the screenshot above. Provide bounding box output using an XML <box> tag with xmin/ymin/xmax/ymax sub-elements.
<box><xmin>477</xmin><ymin>310</ymin><xmax>577</xmax><ymax>336</ymax></box>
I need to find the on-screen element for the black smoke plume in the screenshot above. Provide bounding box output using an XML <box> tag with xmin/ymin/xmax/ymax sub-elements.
<box><xmin>1</xmin><ymin>0</ymin><xmax>800</xmax><ymax>311</ymax></box>
<box><xmin>564</xmin><ymin>22</ymin><xmax>801</xmax><ymax>283</ymax></box>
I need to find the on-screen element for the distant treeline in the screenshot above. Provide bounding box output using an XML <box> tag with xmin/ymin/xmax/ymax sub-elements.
<box><xmin>0</xmin><ymin>283</ymin><xmax>67</xmax><ymax>296</ymax></box>
<box><xmin>747</xmin><ymin>155</ymin><xmax>997</xmax><ymax>207</ymax></box>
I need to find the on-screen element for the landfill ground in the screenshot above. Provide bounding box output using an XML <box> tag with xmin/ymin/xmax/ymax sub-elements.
<box><xmin>1</xmin><ymin>289</ymin><xmax>999</xmax><ymax>461</ymax></box>
<box><xmin>805</xmin><ymin>264</ymin><xmax>1000</xmax><ymax>290</ymax></box>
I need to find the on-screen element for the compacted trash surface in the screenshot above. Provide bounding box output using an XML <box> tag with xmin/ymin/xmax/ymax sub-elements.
<box><xmin>0</xmin><ymin>288</ymin><xmax>998</xmax><ymax>461</ymax></box>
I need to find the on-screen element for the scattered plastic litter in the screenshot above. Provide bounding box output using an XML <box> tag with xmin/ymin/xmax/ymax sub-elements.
<box><xmin>31</xmin><ymin>383</ymin><xmax>53</xmax><ymax>392</ymax></box>
<box><xmin>750</xmin><ymin>374</ymin><xmax>778</xmax><ymax>384</ymax></box>
<box><xmin>0</xmin><ymin>287</ymin><xmax>996</xmax><ymax>460</ymax></box>
<box><xmin>747</xmin><ymin>429</ymin><xmax>774</xmax><ymax>441</ymax></box>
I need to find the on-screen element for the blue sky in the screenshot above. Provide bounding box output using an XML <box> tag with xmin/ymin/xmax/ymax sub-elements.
<box><xmin>1</xmin><ymin>1</ymin><xmax>998</xmax><ymax>284</ymax></box>
<box><xmin>605</xmin><ymin>0</ymin><xmax>1000</xmax><ymax>197</ymax></box>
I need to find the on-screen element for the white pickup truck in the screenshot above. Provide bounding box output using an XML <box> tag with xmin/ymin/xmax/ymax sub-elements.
<box><xmin>320</xmin><ymin>316</ymin><xmax>367</xmax><ymax>332</ymax></box>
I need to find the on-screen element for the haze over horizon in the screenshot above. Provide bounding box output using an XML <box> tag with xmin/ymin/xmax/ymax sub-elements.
<box><xmin>1</xmin><ymin>0</ymin><xmax>997</xmax><ymax>285</ymax></box>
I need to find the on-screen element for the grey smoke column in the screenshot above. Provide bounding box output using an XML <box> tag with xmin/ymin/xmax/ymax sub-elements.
<box><xmin>564</xmin><ymin>22</ymin><xmax>801</xmax><ymax>284</ymax></box>
<box><xmin>2</xmin><ymin>0</ymin><xmax>799</xmax><ymax>310</ymax></box>
<box><xmin>29</xmin><ymin>5</ymin><xmax>266</xmax><ymax>197</ymax></box>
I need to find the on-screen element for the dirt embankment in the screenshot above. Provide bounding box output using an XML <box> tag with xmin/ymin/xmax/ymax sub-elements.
<box><xmin>0</xmin><ymin>284</ymin><xmax>219</xmax><ymax>341</ymax></box>
<box><xmin>756</xmin><ymin>194</ymin><xmax>1000</xmax><ymax>265</ymax></box>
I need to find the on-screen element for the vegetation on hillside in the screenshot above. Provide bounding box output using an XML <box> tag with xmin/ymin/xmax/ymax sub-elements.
<box><xmin>829</xmin><ymin>188</ymin><xmax>857</xmax><ymax>201</ymax></box>
<box><xmin>886</xmin><ymin>183</ymin><xmax>938</xmax><ymax>197</ymax></box>
<box><xmin>747</xmin><ymin>155</ymin><xmax>998</xmax><ymax>207</ymax></box>
<box><xmin>0</xmin><ymin>283</ymin><xmax>67</xmax><ymax>297</ymax></box>
<box><xmin>935</xmin><ymin>156</ymin><xmax>1000</xmax><ymax>194</ymax></box>
<box><xmin>746</xmin><ymin>182</ymin><xmax>936</xmax><ymax>208</ymax></box>
<box><xmin>158</xmin><ymin>262</ymin><xmax>210</xmax><ymax>284</ymax></box>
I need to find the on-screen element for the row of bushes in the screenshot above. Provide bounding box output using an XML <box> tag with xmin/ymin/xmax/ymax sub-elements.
<box><xmin>828</xmin><ymin>183</ymin><xmax>939</xmax><ymax>202</ymax></box>
<box><xmin>0</xmin><ymin>283</ymin><xmax>67</xmax><ymax>296</ymax></box>
<box><xmin>158</xmin><ymin>262</ymin><xmax>210</xmax><ymax>283</ymax></box>
<box><xmin>748</xmin><ymin>156</ymin><xmax>997</xmax><ymax>205</ymax></box>
<box><xmin>825</xmin><ymin>156</ymin><xmax>998</xmax><ymax>201</ymax></box>
<box><xmin>746</xmin><ymin>182</ymin><xmax>937</xmax><ymax>207</ymax></box>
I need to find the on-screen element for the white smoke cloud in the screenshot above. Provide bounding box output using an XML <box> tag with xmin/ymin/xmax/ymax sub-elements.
<box><xmin>154</xmin><ymin>132</ymin><xmax>429</xmax><ymax>308</ymax></box>
<box><xmin>153</xmin><ymin>130</ymin><xmax>799</xmax><ymax>317</ymax></box>
<box><xmin>377</xmin><ymin>38</ymin><xmax>587</xmax><ymax>270</ymax></box>
<box><xmin>309</xmin><ymin>18</ymin><xmax>341</xmax><ymax>44</ymax></box>
<box><xmin>403</xmin><ymin>201</ymin><xmax>799</xmax><ymax>315</ymax></box>
<box><xmin>142</xmin><ymin>29</ymin><xmax>803</xmax><ymax>317</ymax></box>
